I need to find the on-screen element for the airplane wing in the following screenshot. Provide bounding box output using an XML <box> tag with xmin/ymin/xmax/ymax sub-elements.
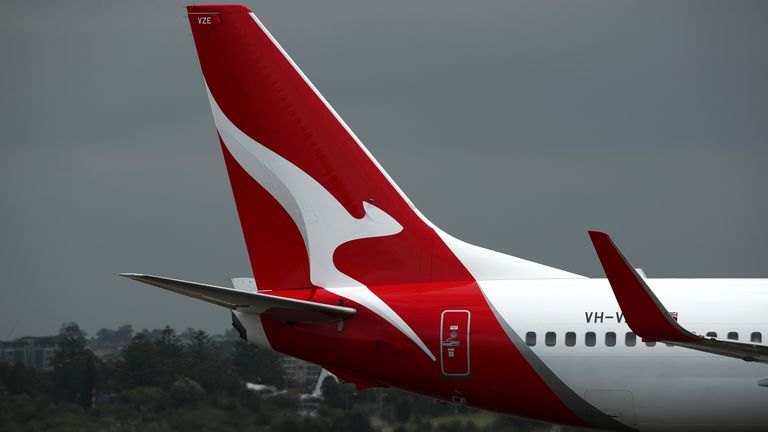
<box><xmin>588</xmin><ymin>231</ymin><xmax>768</xmax><ymax>363</ymax></box>
<box><xmin>119</xmin><ymin>273</ymin><xmax>356</xmax><ymax>323</ymax></box>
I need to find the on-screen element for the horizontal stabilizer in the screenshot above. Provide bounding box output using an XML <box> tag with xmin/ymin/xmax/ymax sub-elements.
<box><xmin>119</xmin><ymin>273</ymin><xmax>355</xmax><ymax>323</ymax></box>
<box><xmin>589</xmin><ymin>231</ymin><xmax>768</xmax><ymax>363</ymax></box>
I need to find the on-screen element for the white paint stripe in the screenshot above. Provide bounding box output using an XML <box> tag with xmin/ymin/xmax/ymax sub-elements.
<box><xmin>207</xmin><ymin>88</ymin><xmax>435</xmax><ymax>361</ymax></box>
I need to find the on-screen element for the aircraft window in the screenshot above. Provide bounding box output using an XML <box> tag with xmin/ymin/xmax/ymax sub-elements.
<box><xmin>727</xmin><ymin>332</ymin><xmax>739</xmax><ymax>341</ymax></box>
<box><xmin>605</xmin><ymin>332</ymin><xmax>616</xmax><ymax>347</ymax></box>
<box><xmin>565</xmin><ymin>332</ymin><xmax>576</xmax><ymax>347</ymax></box>
<box><xmin>525</xmin><ymin>332</ymin><xmax>536</xmax><ymax>346</ymax></box>
<box><xmin>625</xmin><ymin>332</ymin><xmax>636</xmax><ymax>347</ymax></box>
<box><xmin>751</xmin><ymin>332</ymin><xmax>762</xmax><ymax>343</ymax></box>
<box><xmin>645</xmin><ymin>340</ymin><xmax>656</xmax><ymax>347</ymax></box>
<box><xmin>585</xmin><ymin>332</ymin><xmax>596</xmax><ymax>347</ymax></box>
<box><xmin>706</xmin><ymin>332</ymin><xmax>717</xmax><ymax>338</ymax></box>
<box><xmin>545</xmin><ymin>332</ymin><xmax>556</xmax><ymax>347</ymax></box>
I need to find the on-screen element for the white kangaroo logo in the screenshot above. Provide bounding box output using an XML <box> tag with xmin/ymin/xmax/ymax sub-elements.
<box><xmin>209</xmin><ymin>89</ymin><xmax>435</xmax><ymax>361</ymax></box>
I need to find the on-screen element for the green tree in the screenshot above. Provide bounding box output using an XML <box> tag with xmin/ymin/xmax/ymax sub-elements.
<box><xmin>321</xmin><ymin>378</ymin><xmax>355</xmax><ymax>410</ymax></box>
<box><xmin>155</xmin><ymin>326</ymin><xmax>185</xmax><ymax>375</ymax></box>
<box><xmin>184</xmin><ymin>329</ymin><xmax>238</xmax><ymax>392</ymax></box>
<box><xmin>95</xmin><ymin>324</ymin><xmax>134</xmax><ymax>344</ymax></box>
<box><xmin>394</xmin><ymin>396</ymin><xmax>411</xmax><ymax>423</ymax></box>
<box><xmin>50</xmin><ymin>322</ymin><xmax>99</xmax><ymax>408</ymax></box>
<box><xmin>269</xmin><ymin>414</ymin><xmax>302</xmax><ymax>432</ymax></box>
<box><xmin>121</xmin><ymin>386</ymin><xmax>169</xmax><ymax>412</ymax></box>
<box><xmin>0</xmin><ymin>362</ymin><xmax>45</xmax><ymax>395</ymax></box>
<box><xmin>79</xmin><ymin>354</ymin><xmax>98</xmax><ymax>408</ymax></box>
<box><xmin>232</xmin><ymin>340</ymin><xmax>285</xmax><ymax>387</ymax></box>
<box><xmin>327</xmin><ymin>409</ymin><xmax>372</xmax><ymax>432</ymax></box>
<box><xmin>117</xmin><ymin>326</ymin><xmax>185</xmax><ymax>390</ymax></box>
<box><xmin>117</xmin><ymin>333</ymin><xmax>161</xmax><ymax>389</ymax></box>
<box><xmin>169</xmin><ymin>377</ymin><xmax>205</xmax><ymax>407</ymax></box>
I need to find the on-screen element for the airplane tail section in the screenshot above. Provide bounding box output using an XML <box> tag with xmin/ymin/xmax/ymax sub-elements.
<box><xmin>186</xmin><ymin>4</ymin><xmax>579</xmax><ymax>291</ymax></box>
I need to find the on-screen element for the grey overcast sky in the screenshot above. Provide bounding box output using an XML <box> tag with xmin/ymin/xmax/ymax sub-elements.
<box><xmin>1</xmin><ymin>1</ymin><xmax>766</xmax><ymax>338</ymax></box>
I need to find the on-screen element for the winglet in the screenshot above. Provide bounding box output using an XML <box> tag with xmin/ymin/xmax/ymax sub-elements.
<box><xmin>588</xmin><ymin>231</ymin><xmax>696</xmax><ymax>343</ymax></box>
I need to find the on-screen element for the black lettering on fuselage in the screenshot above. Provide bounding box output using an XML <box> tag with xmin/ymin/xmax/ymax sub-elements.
<box><xmin>585</xmin><ymin>311</ymin><xmax>625</xmax><ymax>323</ymax></box>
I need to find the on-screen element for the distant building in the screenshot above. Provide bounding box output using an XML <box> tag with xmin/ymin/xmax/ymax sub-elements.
<box><xmin>281</xmin><ymin>357</ymin><xmax>322</xmax><ymax>391</ymax></box>
<box><xmin>89</xmin><ymin>324</ymin><xmax>133</xmax><ymax>360</ymax></box>
<box><xmin>0</xmin><ymin>336</ymin><xmax>58</xmax><ymax>371</ymax></box>
<box><xmin>87</xmin><ymin>339</ymin><xmax>126</xmax><ymax>361</ymax></box>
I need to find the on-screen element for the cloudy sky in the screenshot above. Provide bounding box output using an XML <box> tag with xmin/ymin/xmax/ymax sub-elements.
<box><xmin>1</xmin><ymin>1</ymin><xmax>766</xmax><ymax>338</ymax></box>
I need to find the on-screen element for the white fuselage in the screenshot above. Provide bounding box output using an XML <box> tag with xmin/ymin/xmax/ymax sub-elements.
<box><xmin>483</xmin><ymin>279</ymin><xmax>768</xmax><ymax>431</ymax></box>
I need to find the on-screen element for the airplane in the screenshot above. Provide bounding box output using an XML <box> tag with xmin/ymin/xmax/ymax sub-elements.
<box><xmin>121</xmin><ymin>4</ymin><xmax>768</xmax><ymax>431</ymax></box>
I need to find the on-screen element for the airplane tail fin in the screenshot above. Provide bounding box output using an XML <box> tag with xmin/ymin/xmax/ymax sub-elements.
<box><xmin>186</xmin><ymin>4</ymin><xmax>579</xmax><ymax>291</ymax></box>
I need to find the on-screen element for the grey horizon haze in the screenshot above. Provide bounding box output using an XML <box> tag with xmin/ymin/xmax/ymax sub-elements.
<box><xmin>1</xmin><ymin>1</ymin><xmax>766</xmax><ymax>338</ymax></box>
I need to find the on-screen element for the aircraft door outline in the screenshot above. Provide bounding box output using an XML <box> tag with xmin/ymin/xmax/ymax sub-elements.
<box><xmin>440</xmin><ymin>310</ymin><xmax>471</xmax><ymax>377</ymax></box>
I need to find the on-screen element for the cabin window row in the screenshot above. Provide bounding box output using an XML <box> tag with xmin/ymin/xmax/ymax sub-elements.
<box><xmin>525</xmin><ymin>331</ymin><xmax>763</xmax><ymax>347</ymax></box>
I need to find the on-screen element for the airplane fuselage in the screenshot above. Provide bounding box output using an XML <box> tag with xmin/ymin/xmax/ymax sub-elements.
<box><xmin>236</xmin><ymin>279</ymin><xmax>768</xmax><ymax>431</ymax></box>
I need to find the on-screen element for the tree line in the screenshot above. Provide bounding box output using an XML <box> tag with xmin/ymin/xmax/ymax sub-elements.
<box><xmin>0</xmin><ymin>322</ymin><xmax>551</xmax><ymax>432</ymax></box>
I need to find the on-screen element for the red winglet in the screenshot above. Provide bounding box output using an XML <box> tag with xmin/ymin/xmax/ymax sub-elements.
<box><xmin>588</xmin><ymin>231</ymin><xmax>696</xmax><ymax>343</ymax></box>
